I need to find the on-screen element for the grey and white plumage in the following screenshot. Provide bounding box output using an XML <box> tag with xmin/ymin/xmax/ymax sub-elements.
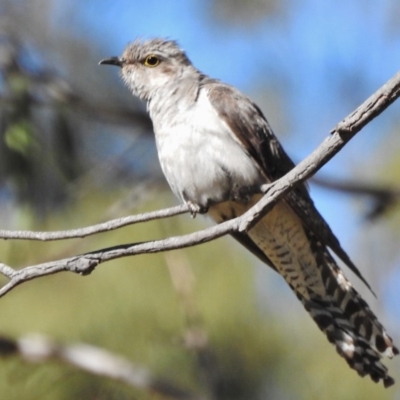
<box><xmin>100</xmin><ymin>38</ymin><xmax>398</xmax><ymax>386</ymax></box>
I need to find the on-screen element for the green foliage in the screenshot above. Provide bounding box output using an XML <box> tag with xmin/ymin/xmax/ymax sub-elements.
<box><xmin>4</xmin><ymin>120</ymin><xmax>36</xmax><ymax>155</ymax></box>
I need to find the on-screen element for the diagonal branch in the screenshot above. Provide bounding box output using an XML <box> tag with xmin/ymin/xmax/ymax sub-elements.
<box><xmin>0</xmin><ymin>70</ymin><xmax>400</xmax><ymax>298</ymax></box>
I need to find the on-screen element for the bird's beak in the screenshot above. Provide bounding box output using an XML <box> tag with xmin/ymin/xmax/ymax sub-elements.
<box><xmin>99</xmin><ymin>57</ymin><xmax>124</xmax><ymax>67</ymax></box>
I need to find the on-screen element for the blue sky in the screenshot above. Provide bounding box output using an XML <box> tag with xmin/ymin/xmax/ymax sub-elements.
<box><xmin>49</xmin><ymin>0</ymin><xmax>400</xmax><ymax>314</ymax></box>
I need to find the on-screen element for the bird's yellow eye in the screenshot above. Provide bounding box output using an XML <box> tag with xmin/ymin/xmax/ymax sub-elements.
<box><xmin>144</xmin><ymin>55</ymin><xmax>160</xmax><ymax>67</ymax></box>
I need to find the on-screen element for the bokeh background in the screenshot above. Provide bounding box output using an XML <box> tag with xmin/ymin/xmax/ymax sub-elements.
<box><xmin>1</xmin><ymin>1</ymin><xmax>400</xmax><ymax>399</ymax></box>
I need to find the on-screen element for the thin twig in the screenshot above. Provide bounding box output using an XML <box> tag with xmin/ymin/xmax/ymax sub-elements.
<box><xmin>0</xmin><ymin>204</ymin><xmax>189</xmax><ymax>241</ymax></box>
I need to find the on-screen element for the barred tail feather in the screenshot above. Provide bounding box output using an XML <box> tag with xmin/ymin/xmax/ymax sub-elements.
<box><xmin>213</xmin><ymin>200</ymin><xmax>398</xmax><ymax>386</ymax></box>
<box><xmin>297</xmin><ymin>291</ymin><xmax>397</xmax><ymax>387</ymax></box>
<box><xmin>296</xmin><ymin>236</ymin><xmax>399</xmax><ymax>387</ymax></box>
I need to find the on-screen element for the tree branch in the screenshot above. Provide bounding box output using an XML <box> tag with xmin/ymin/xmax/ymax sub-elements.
<box><xmin>0</xmin><ymin>334</ymin><xmax>204</xmax><ymax>400</ymax></box>
<box><xmin>0</xmin><ymin>204</ymin><xmax>190</xmax><ymax>241</ymax></box>
<box><xmin>0</xmin><ymin>70</ymin><xmax>400</xmax><ymax>298</ymax></box>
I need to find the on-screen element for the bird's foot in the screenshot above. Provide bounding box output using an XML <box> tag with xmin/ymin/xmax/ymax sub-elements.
<box><xmin>186</xmin><ymin>201</ymin><xmax>208</xmax><ymax>218</ymax></box>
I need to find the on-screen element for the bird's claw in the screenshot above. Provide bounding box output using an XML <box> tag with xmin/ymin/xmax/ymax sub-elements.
<box><xmin>187</xmin><ymin>202</ymin><xmax>207</xmax><ymax>218</ymax></box>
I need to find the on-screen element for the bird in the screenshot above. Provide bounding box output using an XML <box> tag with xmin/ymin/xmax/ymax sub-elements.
<box><xmin>100</xmin><ymin>38</ymin><xmax>398</xmax><ymax>387</ymax></box>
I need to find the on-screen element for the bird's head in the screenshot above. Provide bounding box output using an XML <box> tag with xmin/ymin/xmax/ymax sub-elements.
<box><xmin>99</xmin><ymin>38</ymin><xmax>194</xmax><ymax>101</ymax></box>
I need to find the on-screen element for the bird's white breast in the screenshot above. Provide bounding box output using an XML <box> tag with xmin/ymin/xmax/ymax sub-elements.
<box><xmin>151</xmin><ymin>88</ymin><xmax>264</xmax><ymax>207</ymax></box>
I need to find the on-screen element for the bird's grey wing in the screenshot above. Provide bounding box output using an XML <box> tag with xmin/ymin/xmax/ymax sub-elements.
<box><xmin>206</xmin><ymin>81</ymin><xmax>372</xmax><ymax>291</ymax></box>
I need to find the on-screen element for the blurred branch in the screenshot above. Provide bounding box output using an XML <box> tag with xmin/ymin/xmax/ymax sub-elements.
<box><xmin>312</xmin><ymin>177</ymin><xmax>400</xmax><ymax>220</ymax></box>
<box><xmin>0</xmin><ymin>91</ymin><xmax>152</xmax><ymax>130</ymax></box>
<box><xmin>0</xmin><ymin>69</ymin><xmax>399</xmax><ymax>297</ymax></box>
<box><xmin>0</xmin><ymin>334</ymin><xmax>204</xmax><ymax>400</ymax></box>
<box><xmin>0</xmin><ymin>30</ymin><xmax>152</xmax><ymax>130</ymax></box>
<box><xmin>164</xmin><ymin>252</ymin><xmax>221</xmax><ymax>399</ymax></box>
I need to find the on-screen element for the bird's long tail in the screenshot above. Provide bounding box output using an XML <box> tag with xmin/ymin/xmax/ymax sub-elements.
<box><xmin>211</xmin><ymin>199</ymin><xmax>398</xmax><ymax>386</ymax></box>
<box><xmin>292</xmin><ymin>232</ymin><xmax>398</xmax><ymax>387</ymax></box>
<box><xmin>241</xmin><ymin>201</ymin><xmax>399</xmax><ymax>387</ymax></box>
